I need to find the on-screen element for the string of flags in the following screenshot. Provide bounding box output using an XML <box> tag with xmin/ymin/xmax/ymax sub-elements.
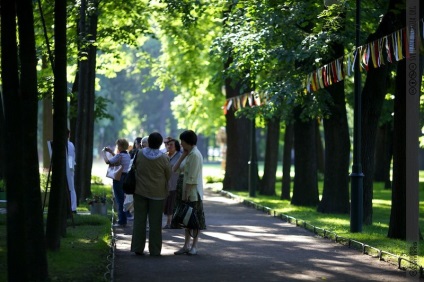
<box><xmin>305</xmin><ymin>25</ymin><xmax>420</xmax><ymax>93</ymax></box>
<box><xmin>222</xmin><ymin>91</ymin><xmax>263</xmax><ymax>115</ymax></box>
<box><xmin>223</xmin><ymin>21</ymin><xmax>423</xmax><ymax>114</ymax></box>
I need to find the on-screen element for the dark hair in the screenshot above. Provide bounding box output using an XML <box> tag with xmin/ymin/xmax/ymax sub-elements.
<box><xmin>174</xmin><ymin>140</ymin><xmax>181</xmax><ymax>152</ymax></box>
<box><xmin>134</xmin><ymin>137</ymin><xmax>142</xmax><ymax>145</ymax></box>
<box><xmin>179</xmin><ymin>130</ymin><xmax>197</xmax><ymax>146</ymax></box>
<box><xmin>148</xmin><ymin>132</ymin><xmax>163</xmax><ymax>149</ymax></box>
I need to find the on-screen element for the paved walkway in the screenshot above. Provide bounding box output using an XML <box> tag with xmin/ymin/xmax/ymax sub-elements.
<box><xmin>112</xmin><ymin>188</ymin><xmax>410</xmax><ymax>282</ymax></box>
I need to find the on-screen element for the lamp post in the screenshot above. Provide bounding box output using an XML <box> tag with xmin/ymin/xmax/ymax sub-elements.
<box><xmin>350</xmin><ymin>0</ymin><xmax>363</xmax><ymax>233</ymax></box>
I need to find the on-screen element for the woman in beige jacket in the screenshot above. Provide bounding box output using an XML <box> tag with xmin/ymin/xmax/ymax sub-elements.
<box><xmin>130</xmin><ymin>132</ymin><xmax>171</xmax><ymax>256</ymax></box>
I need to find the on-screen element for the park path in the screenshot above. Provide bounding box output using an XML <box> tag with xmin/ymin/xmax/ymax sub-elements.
<box><xmin>111</xmin><ymin>187</ymin><xmax>410</xmax><ymax>282</ymax></box>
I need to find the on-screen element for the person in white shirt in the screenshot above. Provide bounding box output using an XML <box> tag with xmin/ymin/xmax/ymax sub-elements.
<box><xmin>66</xmin><ymin>129</ymin><xmax>77</xmax><ymax>213</ymax></box>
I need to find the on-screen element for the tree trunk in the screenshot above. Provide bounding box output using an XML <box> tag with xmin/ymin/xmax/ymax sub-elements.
<box><xmin>281</xmin><ymin>122</ymin><xmax>293</xmax><ymax>200</ymax></box>
<box><xmin>81</xmin><ymin>1</ymin><xmax>99</xmax><ymax>201</ymax></box>
<box><xmin>361</xmin><ymin>0</ymin><xmax>403</xmax><ymax>226</ymax></box>
<box><xmin>316</xmin><ymin>120</ymin><xmax>325</xmax><ymax>174</ymax></box>
<box><xmin>222</xmin><ymin>54</ymin><xmax>258</xmax><ymax>191</ymax></box>
<box><xmin>318</xmin><ymin>80</ymin><xmax>350</xmax><ymax>214</ymax></box>
<box><xmin>3</xmin><ymin>0</ymin><xmax>49</xmax><ymax>279</ymax></box>
<box><xmin>388</xmin><ymin>60</ymin><xmax>406</xmax><ymax>239</ymax></box>
<box><xmin>42</xmin><ymin>56</ymin><xmax>54</xmax><ymax>171</ymax></box>
<box><xmin>291</xmin><ymin>105</ymin><xmax>318</xmax><ymax>206</ymax></box>
<box><xmin>223</xmin><ymin>104</ymin><xmax>253</xmax><ymax>191</ymax></box>
<box><xmin>260</xmin><ymin>117</ymin><xmax>280</xmax><ymax>196</ymax></box>
<box><xmin>374</xmin><ymin>122</ymin><xmax>393</xmax><ymax>189</ymax></box>
<box><xmin>0</xmin><ymin>88</ymin><xmax>4</xmax><ymax>181</ymax></box>
<box><xmin>45</xmin><ymin>0</ymin><xmax>69</xmax><ymax>249</ymax></box>
<box><xmin>75</xmin><ymin>0</ymin><xmax>91</xmax><ymax>202</ymax></box>
<box><xmin>388</xmin><ymin>0</ymin><xmax>424</xmax><ymax>238</ymax></box>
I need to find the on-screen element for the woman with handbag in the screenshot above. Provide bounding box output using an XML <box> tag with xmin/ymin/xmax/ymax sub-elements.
<box><xmin>173</xmin><ymin>130</ymin><xmax>206</xmax><ymax>256</ymax></box>
<box><xmin>102</xmin><ymin>138</ymin><xmax>131</xmax><ymax>227</ymax></box>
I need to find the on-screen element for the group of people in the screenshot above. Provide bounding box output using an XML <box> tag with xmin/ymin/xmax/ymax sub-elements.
<box><xmin>102</xmin><ymin>130</ymin><xmax>206</xmax><ymax>256</ymax></box>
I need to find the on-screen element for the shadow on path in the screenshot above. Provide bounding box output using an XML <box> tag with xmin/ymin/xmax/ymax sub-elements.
<box><xmin>113</xmin><ymin>189</ymin><xmax>409</xmax><ymax>282</ymax></box>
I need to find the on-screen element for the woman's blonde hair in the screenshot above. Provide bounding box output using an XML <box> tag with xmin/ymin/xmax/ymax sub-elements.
<box><xmin>115</xmin><ymin>138</ymin><xmax>129</xmax><ymax>151</ymax></box>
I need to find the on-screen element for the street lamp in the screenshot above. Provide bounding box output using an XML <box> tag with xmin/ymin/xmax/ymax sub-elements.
<box><xmin>324</xmin><ymin>0</ymin><xmax>363</xmax><ymax>232</ymax></box>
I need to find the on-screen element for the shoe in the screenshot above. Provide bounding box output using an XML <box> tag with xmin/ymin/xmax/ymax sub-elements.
<box><xmin>135</xmin><ymin>252</ymin><xmax>144</xmax><ymax>256</ymax></box>
<box><xmin>113</xmin><ymin>223</ymin><xmax>126</xmax><ymax>228</ymax></box>
<box><xmin>163</xmin><ymin>224</ymin><xmax>171</xmax><ymax>229</ymax></box>
<box><xmin>174</xmin><ymin>247</ymin><xmax>189</xmax><ymax>255</ymax></box>
<box><xmin>188</xmin><ymin>247</ymin><xmax>197</xmax><ymax>256</ymax></box>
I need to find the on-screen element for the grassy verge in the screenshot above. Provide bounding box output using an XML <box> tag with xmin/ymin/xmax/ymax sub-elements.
<box><xmin>0</xmin><ymin>183</ymin><xmax>113</xmax><ymax>282</ymax></box>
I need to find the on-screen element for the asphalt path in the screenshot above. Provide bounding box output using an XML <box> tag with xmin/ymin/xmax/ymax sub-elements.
<box><xmin>111</xmin><ymin>187</ymin><xmax>411</xmax><ymax>282</ymax></box>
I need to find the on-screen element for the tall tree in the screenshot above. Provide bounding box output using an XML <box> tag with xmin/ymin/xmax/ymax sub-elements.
<box><xmin>388</xmin><ymin>0</ymin><xmax>423</xmax><ymax>238</ymax></box>
<box><xmin>260</xmin><ymin>117</ymin><xmax>280</xmax><ymax>196</ymax></box>
<box><xmin>223</xmin><ymin>74</ymin><xmax>254</xmax><ymax>191</ymax></box>
<box><xmin>318</xmin><ymin>80</ymin><xmax>350</xmax><ymax>213</ymax></box>
<box><xmin>374</xmin><ymin>122</ymin><xmax>393</xmax><ymax>189</ymax></box>
<box><xmin>2</xmin><ymin>0</ymin><xmax>49</xmax><ymax>279</ymax></box>
<box><xmin>291</xmin><ymin>104</ymin><xmax>319</xmax><ymax>206</ymax></box>
<box><xmin>45</xmin><ymin>0</ymin><xmax>70</xmax><ymax>249</ymax></box>
<box><xmin>360</xmin><ymin>0</ymin><xmax>405</xmax><ymax>225</ymax></box>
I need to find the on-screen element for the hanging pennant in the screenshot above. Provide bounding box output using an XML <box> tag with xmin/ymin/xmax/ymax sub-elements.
<box><xmin>337</xmin><ymin>57</ymin><xmax>344</xmax><ymax>80</ymax></box>
<box><xmin>241</xmin><ymin>94</ymin><xmax>248</xmax><ymax>108</ymax></box>
<box><xmin>378</xmin><ymin>38</ymin><xmax>385</xmax><ymax>66</ymax></box>
<box><xmin>318</xmin><ymin>67</ymin><xmax>325</xmax><ymax>88</ymax></box>
<box><xmin>254</xmin><ymin>95</ymin><xmax>261</xmax><ymax>106</ymax></box>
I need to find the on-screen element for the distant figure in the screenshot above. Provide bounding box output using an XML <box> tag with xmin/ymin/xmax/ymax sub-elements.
<box><xmin>162</xmin><ymin>137</ymin><xmax>182</xmax><ymax>229</ymax></box>
<box><xmin>129</xmin><ymin>137</ymin><xmax>142</xmax><ymax>159</ymax></box>
<box><xmin>66</xmin><ymin>129</ymin><xmax>77</xmax><ymax>213</ymax></box>
<box><xmin>173</xmin><ymin>130</ymin><xmax>206</xmax><ymax>256</ymax></box>
<box><xmin>141</xmin><ymin>136</ymin><xmax>149</xmax><ymax>149</ymax></box>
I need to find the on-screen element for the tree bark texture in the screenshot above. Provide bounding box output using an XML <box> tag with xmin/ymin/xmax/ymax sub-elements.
<box><xmin>318</xmin><ymin>81</ymin><xmax>350</xmax><ymax>214</ymax></box>
<box><xmin>361</xmin><ymin>0</ymin><xmax>404</xmax><ymax>225</ymax></box>
<box><xmin>373</xmin><ymin>123</ymin><xmax>393</xmax><ymax>189</ymax></box>
<box><xmin>46</xmin><ymin>0</ymin><xmax>70</xmax><ymax>248</ymax></box>
<box><xmin>388</xmin><ymin>60</ymin><xmax>406</xmax><ymax>239</ymax></box>
<box><xmin>291</xmin><ymin>106</ymin><xmax>319</xmax><ymax>206</ymax></box>
<box><xmin>223</xmin><ymin>108</ymin><xmax>253</xmax><ymax>191</ymax></box>
<box><xmin>82</xmin><ymin>2</ymin><xmax>99</xmax><ymax>200</ymax></box>
<box><xmin>315</xmin><ymin>120</ymin><xmax>325</xmax><ymax>174</ymax></box>
<box><xmin>222</xmin><ymin>60</ymin><xmax>257</xmax><ymax>190</ymax></box>
<box><xmin>281</xmin><ymin>122</ymin><xmax>293</xmax><ymax>200</ymax></box>
<box><xmin>260</xmin><ymin>117</ymin><xmax>280</xmax><ymax>196</ymax></box>
<box><xmin>3</xmin><ymin>0</ymin><xmax>49</xmax><ymax>279</ymax></box>
<box><xmin>75</xmin><ymin>0</ymin><xmax>91</xmax><ymax>202</ymax></box>
<box><xmin>42</xmin><ymin>56</ymin><xmax>54</xmax><ymax>170</ymax></box>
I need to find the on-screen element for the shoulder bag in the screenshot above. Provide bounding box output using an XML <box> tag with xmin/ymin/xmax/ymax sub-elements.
<box><xmin>172</xmin><ymin>200</ymin><xmax>200</xmax><ymax>237</ymax></box>
<box><xmin>106</xmin><ymin>155</ymin><xmax>123</xmax><ymax>181</ymax></box>
<box><xmin>122</xmin><ymin>150</ymin><xmax>138</xmax><ymax>194</ymax></box>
